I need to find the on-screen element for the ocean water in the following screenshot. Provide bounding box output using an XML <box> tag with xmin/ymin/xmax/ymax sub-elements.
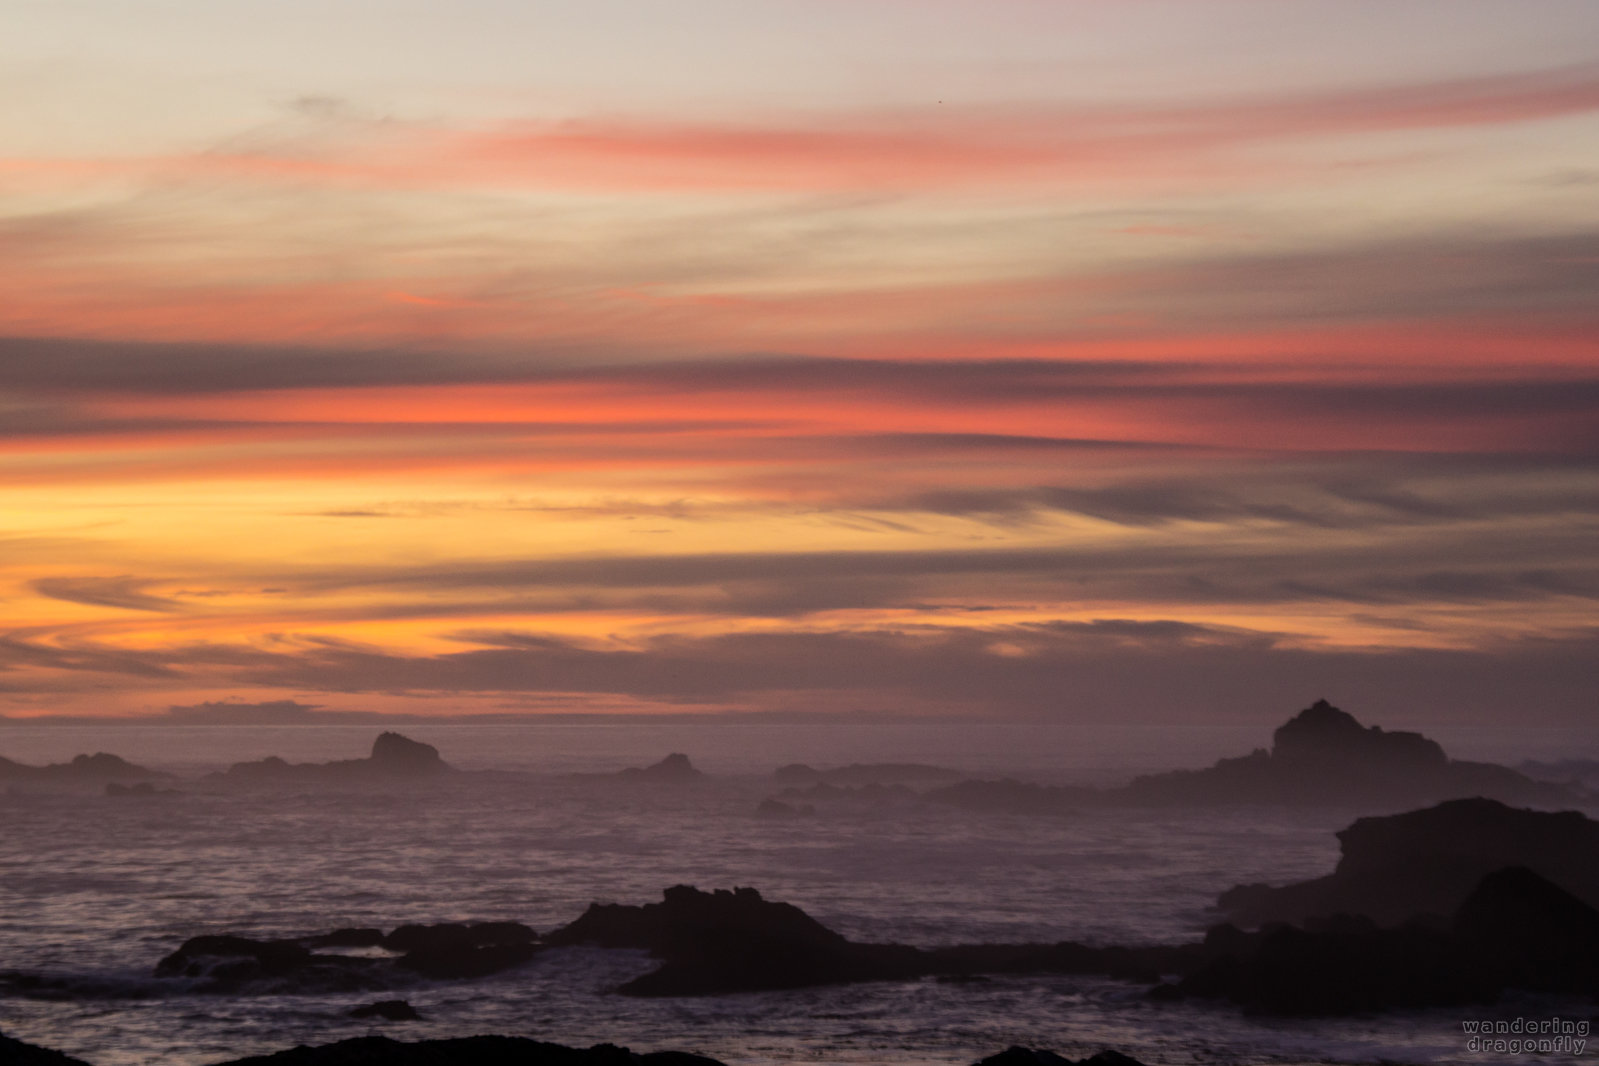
<box><xmin>1</xmin><ymin>722</ymin><xmax>1594</xmax><ymax>1066</ymax></box>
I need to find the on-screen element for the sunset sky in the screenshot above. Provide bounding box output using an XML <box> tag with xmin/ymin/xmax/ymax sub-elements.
<box><xmin>3</xmin><ymin>1</ymin><xmax>1596</xmax><ymax>723</ymax></box>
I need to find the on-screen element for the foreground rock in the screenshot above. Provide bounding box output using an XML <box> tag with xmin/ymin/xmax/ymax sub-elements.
<box><xmin>1219</xmin><ymin>797</ymin><xmax>1599</xmax><ymax>926</ymax></box>
<box><xmin>1174</xmin><ymin>866</ymin><xmax>1599</xmax><ymax>1014</ymax></box>
<box><xmin>214</xmin><ymin>732</ymin><xmax>449</xmax><ymax>784</ymax></box>
<box><xmin>154</xmin><ymin>919</ymin><xmax>537</xmax><ymax>992</ymax></box>
<box><xmin>0</xmin><ymin>1029</ymin><xmax>93</xmax><ymax>1066</ymax></box>
<box><xmin>209</xmin><ymin>1036</ymin><xmax>728</xmax><ymax>1066</ymax></box>
<box><xmin>546</xmin><ymin>885</ymin><xmax>928</xmax><ymax>995</ymax></box>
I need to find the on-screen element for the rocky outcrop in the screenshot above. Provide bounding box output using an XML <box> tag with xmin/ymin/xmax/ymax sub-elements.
<box><xmin>617</xmin><ymin>753</ymin><xmax>702</xmax><ymax>782</ymax></box>
<box><xmin>973</xmin><ymin>1051</ymin><xmax>1147</xmax><ymax>1066</ymax></box>
<box><xmin>1218</xmin><ymin>797</ymin><xmax>1599</xmax><ymax>926</ymax></box>
<box><xmin>215</xmin><ymin>733</ymin><xmax>449</xmax><ymax>784</ymax></box>
<box><xmin>208</xmin><ymin>1036</ymin><xmax>729</xmax><ymax>1066</ymax></box>
<box><xmin>546</xmin><ymin>885</ymin><xmax>925</xmax><ymax>995</ymax></box>
<box><xmin>1117</xmin><ymin>700</ymin><xmax>1571</xmax><ymax>807</ymax></box>
<box><xmin>1174</xmin><ymin>866</ymin><xmax>1599</xmax><ymax>1014</ymax></box>
<box><xmin>154</xmin><ymin>920</ymin><xmax>536</xmax><ymax>992</ymax></box>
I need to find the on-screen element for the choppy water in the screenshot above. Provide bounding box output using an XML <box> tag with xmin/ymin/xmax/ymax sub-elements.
<box><xmin>1</xmin><ymin>722</ymin><xmax>1593</xmax><ymax>1066</ymax></box>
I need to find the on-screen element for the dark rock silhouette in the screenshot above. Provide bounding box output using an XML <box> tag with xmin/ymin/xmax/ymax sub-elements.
<box><xmin>545</xmin><ymin>885</ymin><xmax>927</xmax><ymax>995</ymax></box>
<box><xmin>1175</xmin><ymin>866</ymin><xmax>1599</xmax><ymax>1014</ymax></box>
<box><xmin>215</xmin><ymin>733</ymin><xmax>449</xmax><ymax>784</ymax></box>
<box><xmin>974</xmin><ymin>1051</ymin><xmax>1147</xmax><ymax>1066</ymax></box>
<box><xmin>1219</xmin><ymin>797</ymin><xmax>1599</xmax><ymax>926</ymax></box>
<box><xmin>774</xmin><ymin>762</ymin><xmax>963</xmax><ymax>786</ymax></box>
<box><xmin>207</xmin><ymin>1036</ymin><xmax>729</xmax><ymax>1066</ymax></box>
<box><xmin>347</xmin><ymin>999</ymin><xmax>420</xmax><ymax>1021</ymax></box>
<box><xmin>154</xmin><ymin>919</ymin><xmax>537</xmax><ymax>992</ymax></box>
<box><xmin>0</xmin><ymin>752</ymin><xmax>168</xmax><ymax>787</ymax></box>
<box><xmin>1117</xmin><ymin>699</ymin><xmax>1570</xmax><ymax>807</ymax></box>
<box><xmin>924</xmin><ymin>700</ymin><xmax>1567</xmax><ymax>813</ymax></box>
<box><xmin>617</xmin><ymin>753</ymin><xmax>702</xmax><ymax>782</ymax></box>
<box><xmin>0</xmin><ymin>1029</ymin><xmax>93</xmax><ymax>1066</ymax></box>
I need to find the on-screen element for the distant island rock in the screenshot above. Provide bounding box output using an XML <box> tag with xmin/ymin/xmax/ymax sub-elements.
<box><xmin>616</xmin><ymin>753</ymin><xmax>702</xmax><ymax>782</ymax></box>
<box><xmin>213</xmin><ymin>732</ymin><xmax>449</xmax><ymax>784</ymax></box>
<box><xmin>1116</xmin><ymin>699</ymin><xmax>1571</xmax><ymax>807</ymax></box>
<box><xmin>927</xmin><ymin>700</ymin><xmax>1577</xmax><ymax>812</ymax></box>
<box><xmin>0</xmin><ymin>752</ymin><xmax>168</xmax><ymax>787</ymax></box>
<box><xmin>1217</xmin><ymin>796</ymin><xmax>1599</xmax><ymax>926</ymax></box>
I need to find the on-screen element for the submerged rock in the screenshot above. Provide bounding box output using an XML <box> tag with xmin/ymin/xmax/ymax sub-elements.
<box><xmin>1218</xmin><ymin>796</ymin><xmax>1599</xmax><ymax>926</ymax></box>
<box><xmin>154</xmin><ymin>920</ymin><xmax>537</xmax><ymax>993</ymax></box>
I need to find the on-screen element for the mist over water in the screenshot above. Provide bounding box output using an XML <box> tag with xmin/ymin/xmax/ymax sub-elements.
<box><xmin>3</xmin><ymin>721</ymin><xmax>1595</xmax><ymax>1065</ymax></box>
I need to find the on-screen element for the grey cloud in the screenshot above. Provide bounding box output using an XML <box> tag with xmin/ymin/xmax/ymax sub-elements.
<box><xmin>31</xmin><ymin>577</ymin><xmax>182</xmax><ymax>613</ymax></box>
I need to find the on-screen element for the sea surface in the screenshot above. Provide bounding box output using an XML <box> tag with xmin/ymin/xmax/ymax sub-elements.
<box><xmin>1</xmin><ymin>720</ymin><xmax>1594</xmax><ymax>1066</ymax></box>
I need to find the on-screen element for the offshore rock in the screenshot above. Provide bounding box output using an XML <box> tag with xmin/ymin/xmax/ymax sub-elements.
<box><xmin>1117</xmin><ymin>700</ymin><xmax>1571</xmax><ymax>807</ymax></box>
<box><xmin>215</xmin><ymin>733</ymin><xmax>449</xmax><ymax>784</ymax></box>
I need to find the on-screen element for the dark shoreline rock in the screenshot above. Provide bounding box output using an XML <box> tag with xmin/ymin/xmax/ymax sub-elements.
<box><xmin>0</xmin><ymin>1029</ymin><xmax>94</xmax><ymax>1066</ymax></box>
<box><xmin>1218</xmin><ymin>797</ymin><xmax>1599</xmax><ymax>926</ymax></box>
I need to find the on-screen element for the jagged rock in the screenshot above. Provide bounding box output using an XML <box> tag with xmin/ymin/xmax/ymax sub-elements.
<box><xmin>617</xmin><ymin>754</ymin><xmax>702</xmax><ymax>782</ymax></box>
<box><xmin>1218</xmin><ymin>797</ymin><xmax>1599</xmax><ymax>926</ymax></box>
<box><xmin>206</xmin><ymin>1036</ymin><xmax>729</xmax><ymax>1066</ymax></box>
<box><xmin>348</xmin><ymin>999</ymin><xmax>420</xmax><ymax>1021</ymax></box>
<box><xmin>216</xmin><ymin>733</ymin><xmax>449</xmax><ymax>784</ymax></box>
<box><xmin>0</xmin><ymin>1029</ymin><xmax>94</xmax><ymax>1065</ymax></box>
<box><xmin>545</xmin><ymin>885</ymin><xmax>925</xmax><ymax>995</ymax></box>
